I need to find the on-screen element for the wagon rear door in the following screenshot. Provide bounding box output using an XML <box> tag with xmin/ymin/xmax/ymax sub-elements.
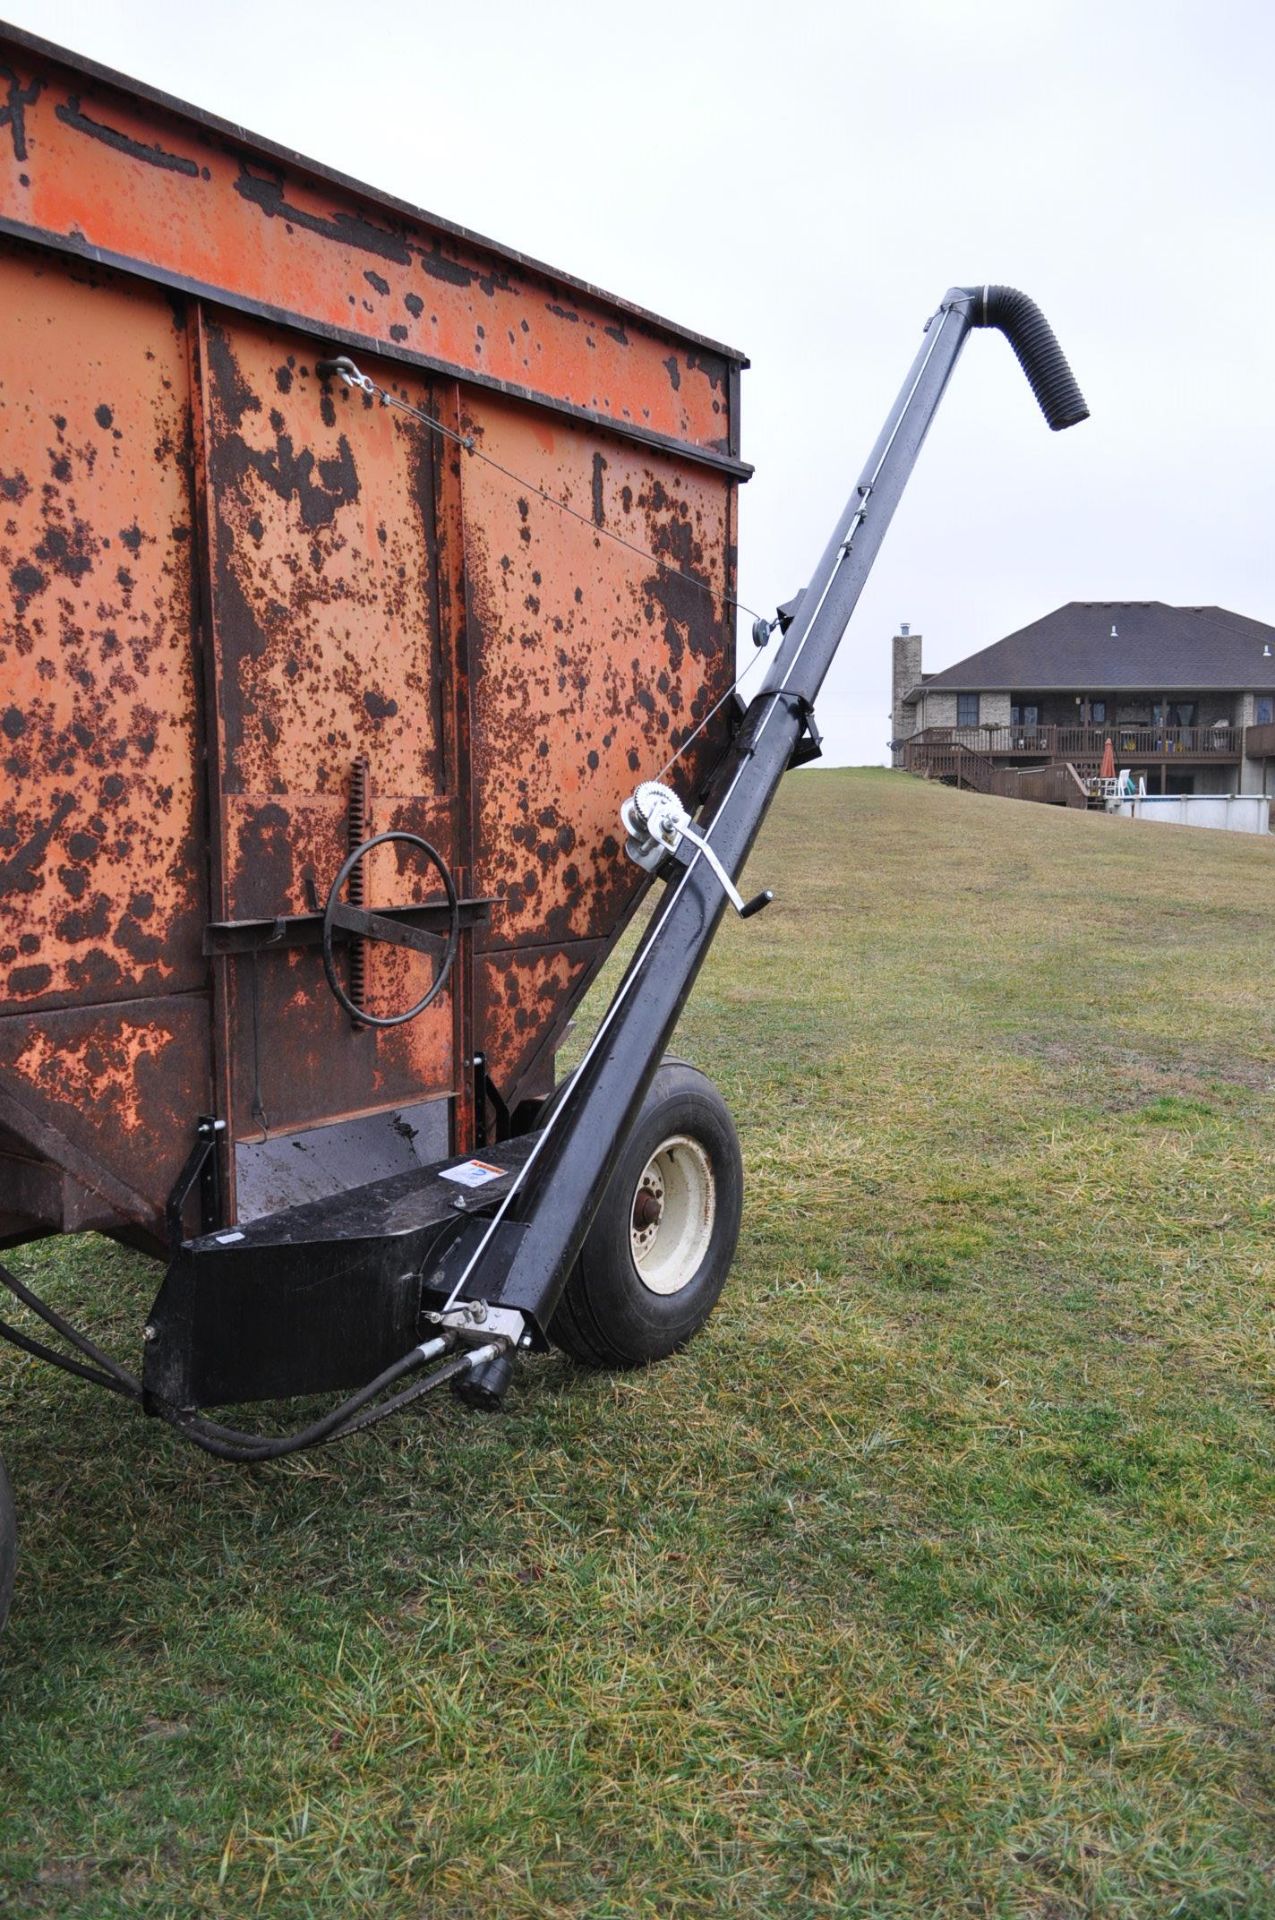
<box><xmin>195</xmin><ymin>309</ymin><xmax>470</xmax><ymax>1218</ymax></box>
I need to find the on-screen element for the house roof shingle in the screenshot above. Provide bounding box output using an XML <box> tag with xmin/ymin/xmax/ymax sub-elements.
<box><xmin>910</xmin><ymin>602</ymin><xmax>1275</xmax><ymax>695</ymax></box>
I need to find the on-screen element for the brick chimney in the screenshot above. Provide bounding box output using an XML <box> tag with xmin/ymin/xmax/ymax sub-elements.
<box><xmin>891</xmin><ymin>626</ymin><xmax>923</xmax><ymax>765</ymax></box>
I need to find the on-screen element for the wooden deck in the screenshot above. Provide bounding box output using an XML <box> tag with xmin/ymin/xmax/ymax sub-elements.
<box><xmin>902</xmin><ymin>724</ymin><xmax>1241</xmax><ymax>770</ymax></box>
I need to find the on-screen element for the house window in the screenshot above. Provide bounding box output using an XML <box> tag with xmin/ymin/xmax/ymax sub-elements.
<box><xmin>1256</xmin><ymin>697</ymin><xmax>1274</xmax><ymax>725</ymax></box>
<box><xmin>957</xmin><ymin>693</ymin><xmax>979</xmax><ymax>727</ymax></box>
<box><xmin>1091</xmin><ymin>700</ymin><xmax>1106</xmax><ymax>724</ymax></box>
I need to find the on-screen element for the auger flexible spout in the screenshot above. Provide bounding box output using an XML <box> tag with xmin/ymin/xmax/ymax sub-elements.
<box><xmin>968</xmin><ymin>284</ymin><xmax>1090</xmax><ymax>431</ymax></box>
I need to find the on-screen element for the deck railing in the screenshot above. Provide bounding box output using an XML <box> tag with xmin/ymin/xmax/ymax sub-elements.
<box><xmin>901</xmin><ymin>739</ymin><xmax>1089</xmax><ymax>809</ymax></box>
<box><xmin>1244</xmin><ymin>722</ymin><xmax>1275</xmax><ymax>759</ymax></box>
<box><xmin>1003</xmin><ymin>761</ymin><xmax>1091</xmax><ymax>808</ymax></box>
<box><xmin>902</xmin><ymin>723</ymin><xmax>1239</xmax><ymax>766</ymax></box>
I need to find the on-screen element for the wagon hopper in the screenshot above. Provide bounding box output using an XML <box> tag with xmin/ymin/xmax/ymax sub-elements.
<box><xmin>0</xmin><ymin>24</ymin><xmax>746</xmax><ymax>1251</ymax></box>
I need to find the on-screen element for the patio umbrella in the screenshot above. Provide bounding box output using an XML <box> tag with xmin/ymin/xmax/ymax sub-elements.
<box><xmin>1100</xmin><ymin>736</ymin><xmax>1116</xmax><ymax>780</ymax></box>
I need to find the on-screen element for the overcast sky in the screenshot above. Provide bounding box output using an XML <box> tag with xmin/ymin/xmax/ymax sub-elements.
<box><xmin>11</xmin><ymin>0</ymin><xmax>1273</xmax><ymax>764</ymax></box>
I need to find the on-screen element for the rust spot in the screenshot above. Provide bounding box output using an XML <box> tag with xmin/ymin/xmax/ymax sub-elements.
<box><xmin>235</xmin><ymin>165</ymin><xmax>412</xmax><ymax>265</ymax></box>
<box><xmin>0</xmin><ymin>794</ymin><xmax>75</xmax><ymax>898</ymax></box>
<box><xmin>0</xmin><ymin>66</ymin><xmax>41</xmax><ymax>164</ymax></box>
<box><xmin>8</xmin><ymin>961</ymin><xmax>51</xmax><ymax>995</ymax></box>
<box><xmin>57</xmin><ymin>95</ymin><xmax>200</xmax><ymax>176</ymax></box>
<box><xmin>421</xmin><ymin>247</ymin><xmax>474</xmax><ymax>288</ymax></box>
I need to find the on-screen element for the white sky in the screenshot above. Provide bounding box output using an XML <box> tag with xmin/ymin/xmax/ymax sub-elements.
<box><xmin>10</xmin><ymin>0</ymin><xmax>1273</xmax><ymax>764</ymax></box>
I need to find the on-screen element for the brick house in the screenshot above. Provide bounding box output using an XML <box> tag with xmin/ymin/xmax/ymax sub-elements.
<box><xmin>892</xmin><ymin>603</ymin><xmax>1275</xmax><ymax>795</ymax></box>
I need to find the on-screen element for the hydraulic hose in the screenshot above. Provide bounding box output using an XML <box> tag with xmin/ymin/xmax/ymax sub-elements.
<box><xmin>967</xmin><ymin>284</ymin><xmax>1089</xmax><ymax>431</ymax></box>
<box><xmin>1</xmin><ymin>1259</ymin><xmax>141</xmax><ymax>1397</ymax></box>
<box><xmin>0</xmin><ymin>1315</ymin><xmax>134</xmax><ymax>1398</ymax></box>
<box><xmin>157</xmin><ymin>1339</ymin><xmax>464</xmax><ymax>1462</ymax></box>
<box><xmin>0</xmin><ymin>1256</ymin><xmax>494</xmax><ymax>1464</ymax></box>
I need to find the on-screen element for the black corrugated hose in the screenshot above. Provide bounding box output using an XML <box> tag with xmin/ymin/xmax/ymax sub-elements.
<box><xmin>968</xmin><ymin>285</ymin><xmax>1090</xmax><ymax>432</ymax></box>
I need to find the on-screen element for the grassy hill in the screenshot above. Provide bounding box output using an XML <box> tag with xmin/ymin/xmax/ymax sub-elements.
<box><xmin>2</xmin><ymin>769</ymin><xmax>1272</xmax><ymax>1916</ymax></box>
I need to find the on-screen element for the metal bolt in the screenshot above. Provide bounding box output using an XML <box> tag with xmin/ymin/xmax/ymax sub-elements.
<box><xmin>633</xmin><ymin>1190</ymin><xmax>662</xmax><ymax>1232</ymax></box>
<box><xmin>452</xmin><ymin>1194</ymin><xmax>468</xmax><ymax>1210</ymax></box>
<box><xmin>142</xmin><ymin>1323</ymin><xmax>157</xmax><ymax>1343</ymax></box>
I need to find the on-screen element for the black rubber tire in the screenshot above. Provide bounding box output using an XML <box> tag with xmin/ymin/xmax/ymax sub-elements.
<box><xmin>0</xmin><ymin>1449</ymin><xmax>16</xmax><ymax>1637</ymax></box>
<box><xmin>549</xmin><ymin>1060</ymin><xmax>743</xmax><ymax>1369</ymax></box>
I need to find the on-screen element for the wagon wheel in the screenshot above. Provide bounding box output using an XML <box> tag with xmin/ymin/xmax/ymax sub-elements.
<box><xmin>322</xmin><ymin>831</ymin><xmax>460</xmax><ymax>1030</ymax></box>
<box><xmin>549</xmin><ymin>1060</ymin><xmax>743</xmax><ymax>1368</ymax></box>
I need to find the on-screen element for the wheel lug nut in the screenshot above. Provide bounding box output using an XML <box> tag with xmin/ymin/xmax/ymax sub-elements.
<box><xmin>633</xmin><ymin>1190</ymin><xmax>662</xmax><ymax>1231</ymax></box>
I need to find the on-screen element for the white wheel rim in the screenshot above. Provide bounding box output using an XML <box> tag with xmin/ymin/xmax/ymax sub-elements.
<box><xmin>629</xmin><ymin>1134</ymin><xmax>715</xmax><ymax>1297</ymax></box>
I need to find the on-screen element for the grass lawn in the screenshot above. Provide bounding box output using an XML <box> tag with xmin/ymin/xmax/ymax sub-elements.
<box><xmin>1</xmin><ymin>768</ymin><xmax>1272</xmax><ymax>1917</ymax></box>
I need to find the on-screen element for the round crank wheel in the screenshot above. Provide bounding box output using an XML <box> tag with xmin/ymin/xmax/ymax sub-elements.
<box><xmin>549</xmin><ymin>1059</ymin><xmax>743</xmax><ymax>1368</ymax></box>
<box><xmin>0</xmin><ymin>1449</ymin><xmax>16</xmax><ymax>1636</ymax></box>
<box><xmin>321</xmin><ymin>831</ymin><xmax>460</xmax><ymax>1030</ymax></box>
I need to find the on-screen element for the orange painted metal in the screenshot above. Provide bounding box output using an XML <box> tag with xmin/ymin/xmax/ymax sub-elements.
<box><xmin>460</xmin><ymin>392</ymin><xmax>735</xmax><ymax>1096</ymax></box>
<box><xmin>0</xmin><ymin>246</ymin><xmax>202</xmax><ymax>1017</ymax></box>
<box><xmin>0</xmin><ymin>28</ymin><xmax>747</xmax><ymax>1249</ymax></box>
<box><xmin>0</xmin><ymin>31</ymin><xmax>746</xmax><ymax>470</ymax></box>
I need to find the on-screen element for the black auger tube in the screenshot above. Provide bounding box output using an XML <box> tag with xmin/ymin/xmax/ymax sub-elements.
<box><xmin>476</xmin><ymin>284</ymin><xmax>1088</xmax><ymax>1339</ymax></box>
<box><xmin>969</xmin><ymin>285</ymin><xmax>1090</xmax><ymax>431</ymax></box>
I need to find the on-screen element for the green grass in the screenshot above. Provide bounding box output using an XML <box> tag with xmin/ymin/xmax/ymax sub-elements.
<box><xmin>2</xmin><ymin>769</ymin><xmax>1272</xmax><ymax>1917</ymax></box>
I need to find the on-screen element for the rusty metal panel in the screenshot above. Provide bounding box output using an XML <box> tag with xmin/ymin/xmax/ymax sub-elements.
<box><xmin>197</xmin><ymin>310</ymin><xmax>463</xmax><ymax>1152</ymax></box>
<box><xmin>199</xmin><ymin>309</ymin><xmax>448</xmax><ymax>829</ymax></box>
<box><xmin>0</xmin><ymin>240</ymin><xmax>203</xmax><ymax>1015</ymax></box>
<box><xmin>0</xmin><ymin>993</ymin><xmax>211</xmax><ymax>1238</ymax></box>
<box><xmin>220</xmin><ymin>941</ymin><xmax>454</xmax><ymax>1143</ymax></box>
<box><xmin>212</xmin><ymin>796</ymin><xmax>461</xmax><ymax>1145</ymax></box>
<box><xmin>461</xmin><ymin>394</ymin><xmax>735</xmax><ymax>958</ymax></box>
<box><xmin>0</xmin><ymin>30</ymin><xmax>745</xmax><ymax>470</ymax></box>
<box><xmin>476</xmin><ymin>940</ymin><xmax>608</xmax><ymax>1103</ymax></box>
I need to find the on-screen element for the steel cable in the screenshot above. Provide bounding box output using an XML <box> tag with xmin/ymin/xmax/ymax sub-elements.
<box><xmin>321</xmin><ymin>359</ymin><xmax>781</xmax><ymax>783</ymax></box>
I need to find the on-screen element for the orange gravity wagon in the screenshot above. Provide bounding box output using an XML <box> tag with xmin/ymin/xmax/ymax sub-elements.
<box><xmin>0</xmin><ymin>26</ymin><xmax>1089</xmax><ymax>1633</ymax></box>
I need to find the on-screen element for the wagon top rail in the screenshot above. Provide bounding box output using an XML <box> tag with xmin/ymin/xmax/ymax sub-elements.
<box><xmin>0</xmin><ymin>21</ymin><xmax>750</xmax><ymax>478</ymax></box>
